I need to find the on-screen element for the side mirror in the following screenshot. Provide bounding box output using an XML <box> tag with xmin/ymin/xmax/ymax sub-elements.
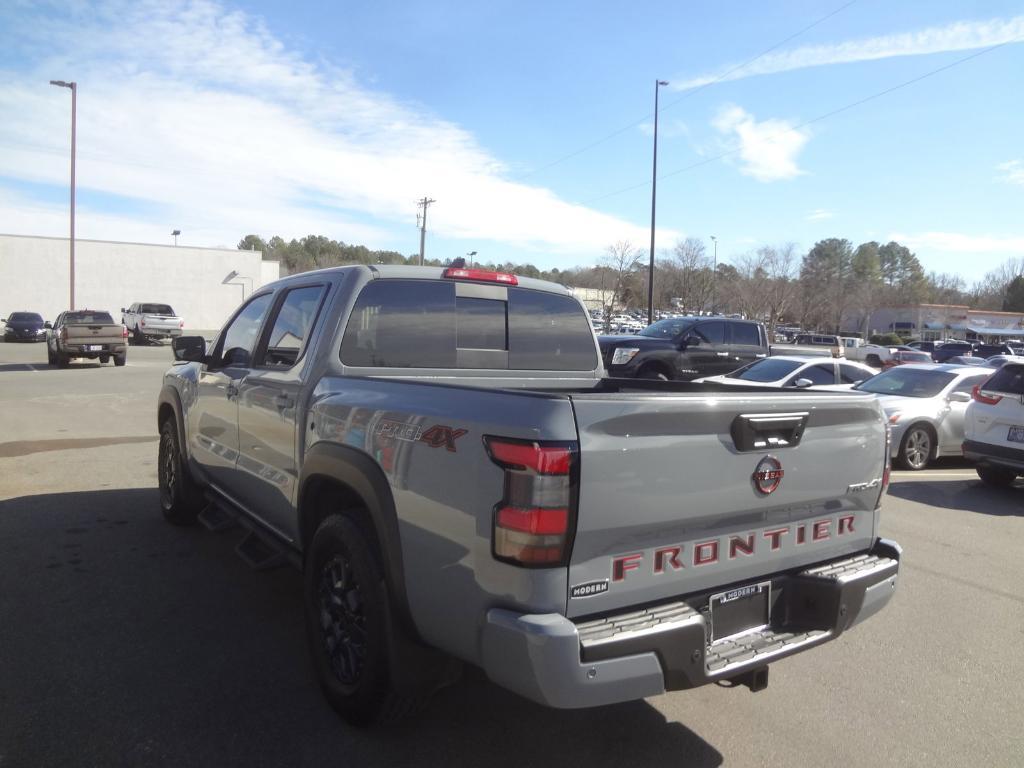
<box><xmin>44</xmin><ymin>321</ymin><xmax>52</xmax><ymax>329</ymax></box>
<box><xmin>172</xmin><ymin>335</ymin><xmax>207</xmax><ymax>363</ymax></box>
<box><xmin>681</xmin><ymin>334</ymin><xmax>700</xmax><ymax>348</ymax></box>
<box><xmin>947</xmin><ymin>391</ymin><xmax>971</xmax><ymax>404</ymax></box>
<box><xmin>793</xmin><ymin>378</ymin><xmax>814</xmax><ymax>389</ymax></box>
<box><xmin>120</xmin><ymin>307</ymin><xmax>125</xmax><ymax>313</ymax></box>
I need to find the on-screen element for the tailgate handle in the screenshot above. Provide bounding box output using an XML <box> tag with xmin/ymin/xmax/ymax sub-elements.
<box><xmin>731</xmin><ymin>412</ymin><xmax>809</xmax><ymax>452</ymax></box>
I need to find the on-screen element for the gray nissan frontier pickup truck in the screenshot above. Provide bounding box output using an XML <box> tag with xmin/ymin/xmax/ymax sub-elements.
<box><xmin>157</xmin><ymin>263</ymin><xmax>901</xmax><ymax>725</ymax></box>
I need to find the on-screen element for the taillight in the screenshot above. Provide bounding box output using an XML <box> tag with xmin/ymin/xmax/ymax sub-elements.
<box><xmin>60</xmin><ymin>327</ymin><xmax>67</xmax><ymax>342</ymax></box>
<box><xmin>141</xmin><ymin>318</ymin><xmax>146</xmax><ymax>327</ymax></box>
<box><xmin>122</xmin><ymin>325</ymin><xmax>129</xmax><ymax>339</ymax></box>
<box><xmin>972</xmin><ymin>384</ymin><xmax>1002</xmax><ymax>405</ymax></box>
<box><xmin>179</xmin><ymin>319</ymin><xmax>185</xmax><ymax>329</ymax></box>
<box><xmin>484</xmin><ymin>436</ymin><xmax>578</xmax><ymax>567</ymax></box>
<box><xmin>443</xmin><ymin>267</ymin><xmax>518</xmax><ymax>285</ymax></box>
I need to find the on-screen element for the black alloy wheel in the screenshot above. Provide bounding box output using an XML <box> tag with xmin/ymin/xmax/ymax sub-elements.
<box><xmin>158</xmin><ymin>420</ymin><xmax>201</xmax><ymax>524</ymax></box>
<box><xmin>318</xmin><ymin>554</ymin><xmax>368</xmax><ymax>686</ymax></box>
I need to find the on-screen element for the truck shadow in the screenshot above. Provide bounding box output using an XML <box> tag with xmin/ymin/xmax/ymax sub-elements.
<box><xmin>0</xmin><ymin>488</ymin><xmax>723</xmax><ymax>768</ymax></box>
<box><xmin>887</xmin><ymin>478</ymin><xmax>1022</xmax><ymax>516</ymax></box>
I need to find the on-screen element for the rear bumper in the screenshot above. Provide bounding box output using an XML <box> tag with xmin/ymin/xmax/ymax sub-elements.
<box><xmin>139</xmin><ymin>328</ymin><xmax>182</xmax><ymax>338</ymax></box>
<box><xmin>963</xmin><ymin>439</ymin><xmax>1024</xmax><ymax>471</ymax></box>
<box><xmin>481</xmin><ymin>538</ymin><xmax>900</xmax><ymax>709</ymax></box>
<box><xmin>65</xmin><ymin>344</ymin><xmax>127</xmax><ymax>357</ymax></box>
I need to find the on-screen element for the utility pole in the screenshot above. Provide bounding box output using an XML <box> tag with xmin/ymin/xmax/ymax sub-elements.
<box><xmin>417</xmin><ymin>197</ymin><xmax>436</xmax><ymax>266</ymax></box>
<box><xmin>647</xmin><ymin>79</ymin><xmax>668</xmax><ymax>326</ymax></box>
<box><xmin>50</xmin><ymin>79</ymin><xmax>76</xmax><ymax>309</ymax></box>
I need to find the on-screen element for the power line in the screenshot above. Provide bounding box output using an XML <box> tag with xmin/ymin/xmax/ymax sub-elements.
<box><xmin>584</xmin><ymin>38</ymin><xmax>1019</xmax><ymax>205</ymax></box>
<box><xmin>512</xmin><ymin>0</ymin><xmax>859</xmax><ymax>181</ymax></box>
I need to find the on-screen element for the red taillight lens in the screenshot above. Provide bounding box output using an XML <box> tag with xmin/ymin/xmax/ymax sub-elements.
<box><xmin>179</xmin><ymin>319</ymin><xmax>185</xmax><ymax>329</ymax></box>
<box><xmin>485</xmin><ymin>436</ymin><xmax>577</xmax><ymax>567</ymax></box>
<box><xmin>972</xmin><ymin>384</ymin><xmax>1002</xmax><ymax>405</ymax></box>
<box><xmin>877</xmin><ymin>423</ymin><xmax>892</xmax><ymax>509</ymax></box>
<box><xmin>140</xmin><ymin>318</ymin><xmax>146</xmax><ymax>326</ymax></box>
<box><xmin>122</xmin><ymin>325</ymin><xmax>129</xmax><ymax>338</ymax></box>
<box><xmin>443</xmin><ymin>267</ymin><xmax>518</xmax><ymax>285</ymax></box>
<box><xmin>60</xmin><ymin>327</ymin><xmax>67</xmax><ymax>342</ymax></box>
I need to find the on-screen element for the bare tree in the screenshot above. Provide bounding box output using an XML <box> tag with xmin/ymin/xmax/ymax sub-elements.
<box><xmin>732</xmin><ymin>245</ymin><xmax>799</xmax><ymax>337</ymax></box>
<box><xmin>671</xmin><ymin>237</ymin><xmax>715</xmax><ymax>312</ymax></box>
<box><xmin>599</xmin><ymin>241</ymin><xmax>643</xmax><ymax>331</ymax></box>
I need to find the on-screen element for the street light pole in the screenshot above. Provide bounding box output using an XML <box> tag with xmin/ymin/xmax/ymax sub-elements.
<box><xmin>50</xmin><ymin>79</ymin><xmax>76</xmax><ymax>310</ymax></box>
<box><xmin>466</xmin><ymin>251</ymin><xmax>477</xmax><ymax>268</ymax></box>
<box><xmin>710</xmin><ymin>235</ymin><xmax>718</xmax><ymax>314</ymax></box>
<box><xmin>647</xmin><ymin>79</ymin><xmax>668</xmax><ymax>326</ymax></box>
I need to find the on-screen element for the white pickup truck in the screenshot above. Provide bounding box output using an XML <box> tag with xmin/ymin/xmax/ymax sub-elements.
<box><xmin>121</xmin><ymin>302</ymin><xmax>184</xmax><ymax>344</ymax></box>
<box><xmin>841</xmin><ymin>338</ymin><xmax>896</xmax><ymax>368</ymax></box>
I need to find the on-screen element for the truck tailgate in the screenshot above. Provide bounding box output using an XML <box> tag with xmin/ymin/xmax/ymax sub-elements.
<box><xmin>565</xmin><ymin>389</ymin><xmax>885</xmax><ymax>618</ymax></box>
<box><xmin>65</xmin><ymin>324</ymin><xmax>124</xmax><ymax>345</ymax></box>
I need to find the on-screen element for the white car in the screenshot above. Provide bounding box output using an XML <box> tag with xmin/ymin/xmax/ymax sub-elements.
<box><xmin>696</xmin><ymin>355</ymin><xmax>876</xmax><ymax>390</ymax></box>
<box><xmin>963</xmin><ymin>361</ymin><xmax>1024</xmax><ymax>486</ymax></box>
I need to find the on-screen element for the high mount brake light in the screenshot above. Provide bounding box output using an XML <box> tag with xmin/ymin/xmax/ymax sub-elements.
<box><xmin>972</xmin><ymin>384</ymin><xmax>1002</xmax><ymax>405</ymax></box>
<box><xmin>485</xmin><ymin>436</ymin><xmax>578</xmax><ymax>567</ymax></box>
<box><xmin>442</xmin><ymin>267</ymin><xmax>518</xmax><ymax>285</ymax></box>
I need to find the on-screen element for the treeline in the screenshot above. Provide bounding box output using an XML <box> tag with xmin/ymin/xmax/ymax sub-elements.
<box><xmin>238</xmin><ymin>233</ymin><xmax>1023</xmax><ymax>334</ymax></box>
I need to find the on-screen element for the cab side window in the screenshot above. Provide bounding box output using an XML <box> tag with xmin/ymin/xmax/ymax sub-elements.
<box><xmin>218</xmin><ymin>293</ymin><xmax>274</xmax><ymax>368</ymax></box>
<box><xmin>697</xmin><ymin>321</ymin><xmax>727</xmax><ymax>345</ymax></box>
<box><xmin>257</xmin><ymin>285</ymin><xmax>328</xmax><ymax>368</ymax></box>
<box><xmin>791</xmin><ymin>363</ymin><xmax>836</xmax><ymax>386</ymax></box>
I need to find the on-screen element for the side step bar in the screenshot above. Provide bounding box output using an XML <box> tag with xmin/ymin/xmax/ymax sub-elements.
<box><xmin>201</xmin><ymin>491</ymin><xmax>299</xmax><ymax>571</ymax></box>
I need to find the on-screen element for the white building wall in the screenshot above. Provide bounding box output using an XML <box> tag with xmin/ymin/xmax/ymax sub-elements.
<box><xmin>0</xmin><ymin>234</ymin><xmax>280</xmax><ymax>330</ymax></box>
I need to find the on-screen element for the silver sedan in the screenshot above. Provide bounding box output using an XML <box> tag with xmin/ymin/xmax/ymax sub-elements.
<box><xmin>853</xmin><ymin>364</ymin><xmax>993</xmax><ymax>470</ymax></box>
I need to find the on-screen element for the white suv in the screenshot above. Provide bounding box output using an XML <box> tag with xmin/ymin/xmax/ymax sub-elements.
<box><xmin>963</xmin><ymin>362</ymin><xmax>1024</xmax><ymax>486</ymax></box>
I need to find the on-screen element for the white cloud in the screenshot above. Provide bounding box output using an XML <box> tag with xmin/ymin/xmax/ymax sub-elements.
<box><xmin>712</xmin><ymin>105</ymin><xmax>809</xmax><ymax>182</ymax></box>
<box><xmin>806</xmin><ymin>209</ymin><xmax>834</xmax><ymax>221</ymax></box>
<box><xmin>889</xmin><ymin>231</ymin><xmax>1024</xmax><ymax>254</ymax></box>
<box><xmin>0</xmin><ymin>0</ymin><xmax>675</xmax><ymax>260</ymax></box>
<box><xmin>675</xmin><ymin>15</ymin><xmax>1024</xmax><ymax>89</ymax></box>
<box><xmin>997</xmin><ymin>160</ymin><xmax>1024</xmax><ymax>186</ymax></box>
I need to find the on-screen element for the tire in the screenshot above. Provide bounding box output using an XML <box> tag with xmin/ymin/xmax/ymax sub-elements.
<box><xmin>100</xmin><ymin>355</ymin><xmax>110</xmax><ymax>364</ymax></box>
<box><xmin>158</xmin><ymin>419</ymin><xmax>203</xmax><ymax>525</ymax></box>
<box><xmin>56</xmin><ymin>351</ymin><xmax>69</xmax><ymax>369</ymax></box>
<box><xmin>132</xmin><ymin>328</ymin><xmax>144</xmax><ymax>346</ymax></box>
<box><xmin>897</xmin><ymin>424</ymin><xmax>934</xmax><ymax>471</ymax></box>
<box><xmin>46</xmin><ymin>345</ymin><xmax>56</xmax><ymax>365</ymax></box>
<box><xmin>305</xmin><ymin>514</ymin><xmax>416</xmax><ymax>726</ymax></box>
<box><xmin>637</xmin><ymin>365</ymin><xmax>670</xmax><ymax>381</ymax></box>
<box><xmin>113</xmin><ymin>353</ymin><xmax>127</xmax><ymax>367</ymax></box>
<box><xmin>976</xmin><ymin>465</ymin><xmax>1017</xmax><ymax>487</ymax></box>
<box><xmin>866</xmin><ymin>354</ymin><xmax>881</xmax><ymax>368</ymax></box>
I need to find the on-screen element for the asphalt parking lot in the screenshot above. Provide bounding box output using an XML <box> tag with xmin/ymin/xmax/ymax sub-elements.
<box><xmin>1</xmin><ymin>340</ymin><xmax>1021</xmax><ymax>768</ymax></box>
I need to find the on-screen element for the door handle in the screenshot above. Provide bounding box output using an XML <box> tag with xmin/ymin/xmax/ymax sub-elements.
<box><xmin>716</xmin><ymin>351</ymin><xmax>729</xmax><ymax>357</ymax></box>
<box><xmin>274</xmin><ymin>393</ymin><xmax>294</xmax><ymax>410</ymax></box>
<box><xmin>755</xmin><ymin>353</ymin><xmax>768</xmax><ymax>358</ymax></box>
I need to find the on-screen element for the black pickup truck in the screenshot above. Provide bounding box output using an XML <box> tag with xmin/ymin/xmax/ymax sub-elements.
<box><xmin>598</xmin><ymin>316</ymin><xmax>770</xmax><ymax>380</ymax></box>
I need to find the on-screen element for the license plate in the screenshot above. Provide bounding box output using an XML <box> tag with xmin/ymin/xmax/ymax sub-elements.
<box><xmin>709</xmin><ymin>581</ymin><xmax>771</xmax><ymax>641</ymax></box>
<box><xmin>86</xmin><ymin>345</ymin><xmax>102</xmax><ymax>351</ymax></box>
<box><xmin>1008</xmin><ymin>426</ymin><xmax>1024</xmax><ymax>443</ymax></box>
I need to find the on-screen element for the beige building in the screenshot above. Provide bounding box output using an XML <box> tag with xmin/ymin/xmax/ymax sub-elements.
<box><xmin>844</xmin><ymin>303</ymin><xmax>1024</xmax><ymax>343</ymax></box>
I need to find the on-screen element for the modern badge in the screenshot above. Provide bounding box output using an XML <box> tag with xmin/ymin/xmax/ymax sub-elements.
<box><xmin>753</xmin><ymin>456</ymin><xmax>784</xmax><ymax>495</ymax></box>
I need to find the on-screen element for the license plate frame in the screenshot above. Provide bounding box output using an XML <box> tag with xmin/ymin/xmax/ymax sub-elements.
<box><xmin>1008</xmin><ymin>426</ymin><xmax>1024</xmax><ymax>443</ymax></box>
<box><xmin>85</xmin><ymin>345</ymin><xmax>102</xmax><ymax>352</ymax></box>
<box><xmin>709</xmin><ymin>581</ymin><xmax>771</xmax><ymax>642</ymax></box>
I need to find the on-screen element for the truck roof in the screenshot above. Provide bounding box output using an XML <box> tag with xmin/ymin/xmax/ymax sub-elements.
<box><xmin>266</xmin><ymin>264</ymin><xmax>574</xmax><ymax>296</ymax></box>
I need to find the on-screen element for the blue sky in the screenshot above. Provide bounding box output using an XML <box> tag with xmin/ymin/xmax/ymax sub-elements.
<box><xmin>1</xmin><ymin>0</ymin><xmax>1022</xmax><ymax>279</ymax></box>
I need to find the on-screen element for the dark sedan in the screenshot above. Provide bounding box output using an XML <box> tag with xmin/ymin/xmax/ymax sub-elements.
<box><xmin>3</xmin><ymin>312</ymin><xmax>50</xmax><ymax>342</ymax></box>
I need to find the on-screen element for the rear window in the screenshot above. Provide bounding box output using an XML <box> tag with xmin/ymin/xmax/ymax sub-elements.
<box><xmin>340</xmin><ymin>280</ymin><xmax>597</xmax><ymax>371</ymax></box>
<box><xmin>66</xmin><ymin>311</ymin><xmax>115</xmax><ymax>324</ymax></box>
<box><xmin>727</xmin><ymin>358</ymin><xmax>801</xmax><ymax>382</ymax></box>
<box><xmin>982</xmin><ymin>365</ymin><xmax>1024</xmax><ymax>395</ymax></box>
<box><xmin>854</xmin><ymin>367</ymin><xmax>955</xmax><ymax>398</ymax></box>
<box><xmin>139</xmin><ymin>303</ymin><xmax>174</xmax><ymax>315</ymax></box>
<box><xmin>9</xmin><ymin>312</ymin><xmax>42</xmax><ymax>322</ymax></box>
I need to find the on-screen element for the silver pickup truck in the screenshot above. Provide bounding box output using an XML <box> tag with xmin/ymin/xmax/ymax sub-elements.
<box><xmin>157</xmin><ymin>264</ymin><xmax>900</xmax><ymax>725</ymax></box>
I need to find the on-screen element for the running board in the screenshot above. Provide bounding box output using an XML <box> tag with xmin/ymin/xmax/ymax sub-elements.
<box><xmin>198</xmin><ymin>502</ymin><xmax>238</xmax><ymax>532</ymax></box>
<box><xmin>235</xmin><ymin>529</ymin><xmax>287</xmax><ymax>571</ymax></box>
